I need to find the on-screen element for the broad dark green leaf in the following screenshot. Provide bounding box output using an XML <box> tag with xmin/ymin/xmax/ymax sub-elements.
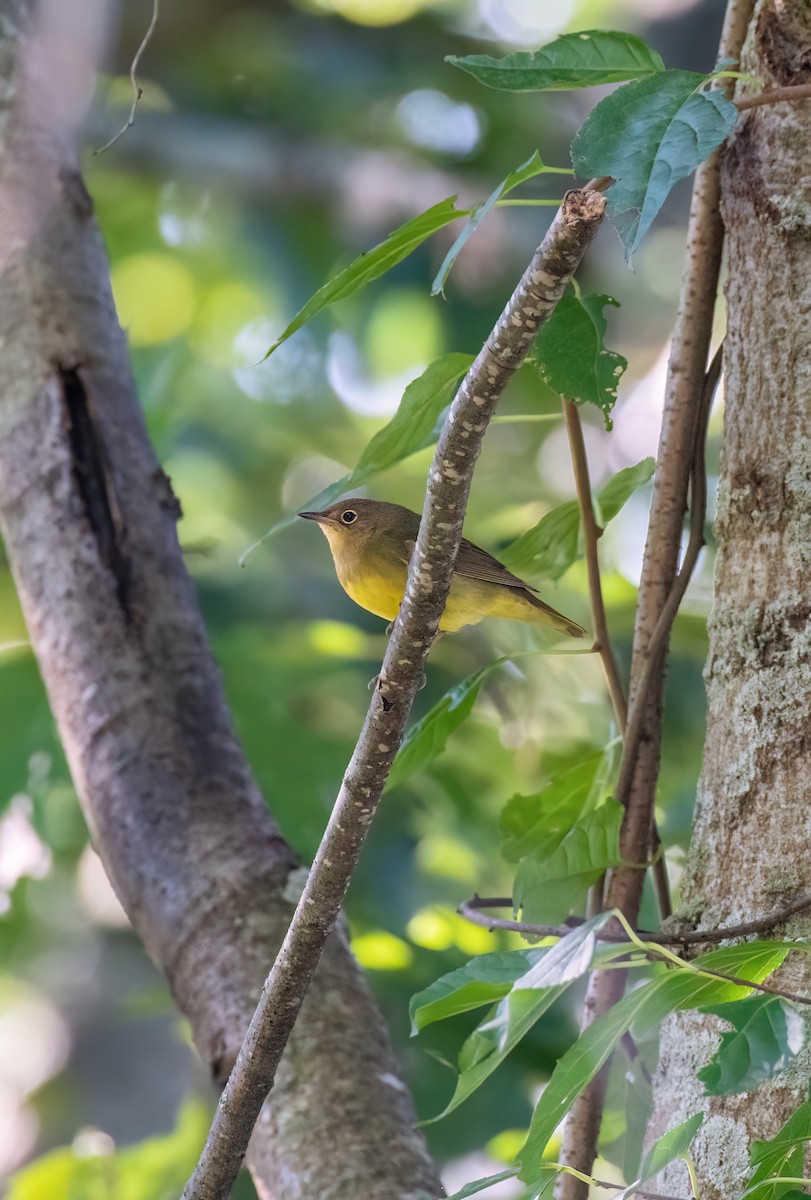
<box><xmin>501</xmin><ymin>459</ymin><xmax>654</xmax><ymax>580</ymax></box>
<box><xmin>445</xmin><ymin>1169</ymin><xmax>519</xmax><ymax>1200</ymax></box>
<box><xmin>409</xmin><ymin>949</ymin><xmax>542</xmax><ymax>1033</ymax></box>
<box><xmin>514</xmin><ymin>799</ymin><xmax>624</xmax><ymax>924</ymax></box>
<box><xmin>264</xmin><ymin>196</ymin><xmax>466</xmax><ymax>356</ymax></box>
<box><xmin>571</xmin><ymin>71</ymin><xmax>739</xmax><ymax>261</ymax></box>
<box><xmin>500</xmin><ymin>745</ymin><xmax>616</xmax><ymax>863</ymax></box>
<box><xmin>386</xmin><ymin>662</ymin><xmax>494</xmax><ymax>790</ymax></box>
<box><xmin>517</xmin><ymin>941</ymin><xmax>791</xmax><ymax>1182</ymax></box>
<box><xmin>744</xmin><ymin>1091</ymin><xmax>811</xmax><ymax>1200</ymax></box>
<box><xmin>247</xmin><ymin>353</ymin><xmax>472</xmax><ymax>551</ymax></box>
<box><xmin>433</xmin><ymin>151</ymin><xmax>564</xmax><ymax>297</ymax></box>
<box><xmin>446</xmin><ymin>31</ymin><xmax>664</xmax><ymax>92</ymax></box>
<box><xmin>530</xmin><ymin>292</ymin><xmax>627</xmax><ymax>428</ymax></box>
<box><xmin>698</xmin><ymin>995</ymin><xmax>794</xmax><ymax>1096</ymax></box>
<box><xmin>638</xmin><ymin>1112</ymin><xmax>704</xmax><ymax>1186</ymax></box>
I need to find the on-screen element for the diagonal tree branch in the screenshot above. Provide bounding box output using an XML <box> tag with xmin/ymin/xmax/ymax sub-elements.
<box><xmin>182</xmin><ymin>187</ymin><xmax>607</xmax><ymax>1200</ymax></box>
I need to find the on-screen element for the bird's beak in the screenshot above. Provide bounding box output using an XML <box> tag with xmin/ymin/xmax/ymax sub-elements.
<box><xmin>298</xmin><ymin>510</ymin><xmax>324</xmax><ymax>523</ymax></box>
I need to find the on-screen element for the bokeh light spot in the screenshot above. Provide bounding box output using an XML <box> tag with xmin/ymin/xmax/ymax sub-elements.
<box><xmin>111</xmin><ymin>253</ymin><xmax>196</xmax><ymax>346</ymax></box>
<box><xmin>351</xmin><ymin>930</ymin><xmax>413</xmax><ymax>970</ymax></box>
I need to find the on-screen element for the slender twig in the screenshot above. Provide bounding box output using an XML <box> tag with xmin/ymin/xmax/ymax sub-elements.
<box><xmin>562</xmin><ymin>401</ymin><xmax>627</xmax><ymax>730</ymax></box>
<box><xmin>456</xmin><ymin>900</ymin><xmax>811</xmax><ymax>1008</ymax></box>
<box><xmin>94</xmin><ymin>0</ymin><xmax>160</xmax><ymax>156</ymax></box>
<box><xmin>459</xmin><ymin>890</ymin><xmax>811</xmax><ymax>945</ymax></box>
<box><xmin>615</xmin><ymin>345</ymin><xmax>723</xmax><ymax>807</ymax></box>
<box><xmin>736</xmin><ymin>82</ymin><xmax>811</xmax><ymax>110</ymax></box>
<box><xmin>181</xmin><ymin>189</ymin><xmax>606</xmax><ymax>1200</ymax></box>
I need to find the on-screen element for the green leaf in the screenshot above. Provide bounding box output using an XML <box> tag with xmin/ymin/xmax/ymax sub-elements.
<box><xmin>594</xmin><ymin>457</ymin><xmax>655</xmax><ymax>525</ymax></box>
<box><xmin>246</xmin><ymin>353</ymin><xmax>472</xmax><ymax>552</ymax></box>
<box><xmin>501</xmin><ymin>500</ymin><xmax>580</xmax><ymax>581</ymax></box>
<box><xmin>445</xmin><ymin>1169</ymin><xmax>519</xmax><ymax>1200</ymax></box>
<box><xmin>698</xmin><ymin>995</ymin><xmax>795</xmax><ymax>1096</ymax></box>
<box><xmin>514</xmin><ymin>798</ymin><xmax>624</xmax><ymax>924</ymax></box>
<box><xmin>514</xmin><ymin>912</ymin><xmax>616</xmax><ymax>987</ymax></box>
<box><xmin>638</xmin><ymin>1113</ymin><xmax>704</xmax><ymax>1186</ymax></box>
<box><xmin>446</xmin><ymin>31</ymin><xmax>664</xmax><ymax>92</ymax></box>
<box><xmin>501</xmin><ymin>458</ymin><xmax>654</xmax><ymax>580</ymax></box>
<box><xmin>7</xmin><ymin>1100</ymin><xmax>210</xmax><ymax>1200</ymax></box>
<box><xmin>571</xmin><ymin>71</ymin><xmax>739</xmax><ymax>261</ymax></box>
<box><xmin>409</xmin><ymin>948</ymin><xmax>542</xmax><ymax>1033</ymax></box>
<box><xmin>500</xmin><ymin>745</ymin><xmax>617</xmax><ymax>863</ymax></box>
<box><xmin>386</xmin><ymin>661</ymin><xmax>493</xmax><ymax>790</ymax></box>
<box><xmin>432</xmin><ymin>151</ymin><xmax>565</xmax><ymax>297</ymax></box>
<box><xmin>264</xmin><ymin>196</ymin><xmax>466</xmax><ymax>356</ymax></box>
<box><xmin>428</xmin><ymin>983</ymin><xmax>569</xmax><ymax>1123</ymax></box>
<box><xmin>517</xmin><ymin>941</ymin><xmax>792</xmax><ymax>1182</ymax></box>
<box><xmin>744</xmin><ymin>1092</ymin><xmax>811</xmax><ymax>1200</ymax></box>
<box><xmin>530</xmin><ymin>292</ymin><xmax>628</xmax><ymax>428</ymax></box>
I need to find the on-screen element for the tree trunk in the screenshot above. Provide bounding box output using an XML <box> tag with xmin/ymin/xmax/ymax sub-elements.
<box><xmin>0</xmin><ymin>5</ymin><xmax>442</xmax><ymax>1198</ymax></box>
<box><xmin>645</xmin><ymin>2</ymin><xmax>811</xmax><ymax>1194</ymax></box>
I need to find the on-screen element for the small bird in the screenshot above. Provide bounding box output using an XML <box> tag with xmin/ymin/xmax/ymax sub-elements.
<box><xmin>299</xmin><ymin>498</ymin><xmax>586</xmax><ymax>638</ymax></box>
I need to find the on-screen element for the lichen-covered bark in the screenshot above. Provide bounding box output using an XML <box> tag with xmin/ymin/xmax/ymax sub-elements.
<box><xmin>0</xmin><ymin>6</ymin><xmax>441</xmax><ymax>1198</ymax></box>
<box><xmin>646</xmin><ymin>3</ymin><xmax>811</xmax><ymax>1194</ymax></box>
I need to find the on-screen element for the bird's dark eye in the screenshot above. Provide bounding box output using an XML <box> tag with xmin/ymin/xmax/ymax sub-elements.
<box><xmin>341</xmin><ymin>509</ymin><xmax>358</xmax><ymax>525</ymax></box>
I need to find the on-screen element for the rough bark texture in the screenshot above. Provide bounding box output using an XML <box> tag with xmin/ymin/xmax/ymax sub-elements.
<box><xmin>0</xmin><ymin>5</ymin><xmax>442</xmax><ymax>1198</ymax></box>
<box><xmin>646</xmin><ymin>3</ymin><xmax>811</xmax><ymax>1195</ymax></box>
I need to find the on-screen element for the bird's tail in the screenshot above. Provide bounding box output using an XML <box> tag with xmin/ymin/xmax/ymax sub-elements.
<box><xmin>523</xmin><ymin>591</ymin><xmax>587</xmax><ymax>638</ymax></box>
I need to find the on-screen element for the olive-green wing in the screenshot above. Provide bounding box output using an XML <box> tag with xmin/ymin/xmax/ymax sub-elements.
<box><xmin>454</xmin><ymin>537</ymin><xmax>537</xmax><ymax>591</ymax></box>
<box><xmin>401</xmin><ymin>535</ymin><xmax>535</xmax><ymax>590</ymax></box>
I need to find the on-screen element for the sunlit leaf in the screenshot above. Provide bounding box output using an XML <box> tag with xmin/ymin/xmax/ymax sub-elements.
<box><xmin>744</xmin><ymin>1090</ymin><xmax>811</xmax><ymax>1200</ymax></box>
<box><xmin>501</xmin><ymin>458</ymin><xmax>654</xmax><ymax>580</ymax></box>
<box><xmin>513</xmin><ymin>912</ymin><xmax>615</xmax><ymax>987</ymax></box>
<box><xmin>637</xmin><ymin>1112</ymin><xmax>704</xmax><ymax>1188</ymax></box>
<box><xmin>264</xmin><ymin>196</ymin><xmax>466</xmax><ymax>356</ymax></box>
<box><xmin>514</xmin><ymin>799</ymin><xmax>624</xmax><ymax>924</ymax></box>
<box><xmin>530</xmin><ymin>292</ymin><xmax>627</xmax><ymax>428</ymax></box>
<box><xmin>432</xmin><ymin>151</ymin><xmax>565</xmax><ymax>297</ymax></box>
<box><xmin>446</xmin><ymin>31</ymin><xmax>664</xmax><ymax>92</ymax></box>
<box><xmin>500</xmin><ymin>745</ymin><xmax>617</xmax><ymax>864</ymax></box>
<box><xmin>571</xmin><ymin>71</ymin><xmax>738</xmax><ymax>261</ymax></box>
<box><xmin>445</xmin><ymin>1168</ymin><xmax>519</xmax><ymax>1200</ymax></box>
<box><xmin>6</xmin><ymin>1100</ymin><xmax>210</xmax><ymax>1200</ymax></box>
<box><xmin>698</xmin><ymin>995</ymin><xmax>795</xmax><ymax>1096</ymax></box>
<box><xmin>409</xmin><ymin>948</ymin><xmax>542</xmax><ymax>1033</ymax></box>
<box><xmin>517</xmin><ymin>941</ymin><xmax>792</xmax><ymax>1183</ymax></box>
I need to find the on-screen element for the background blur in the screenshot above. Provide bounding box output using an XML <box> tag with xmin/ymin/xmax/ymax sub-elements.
<box><xmin>0</xmin><ymin>0</ymin><xmax>728</xmax><ymax>1195</ymax></box>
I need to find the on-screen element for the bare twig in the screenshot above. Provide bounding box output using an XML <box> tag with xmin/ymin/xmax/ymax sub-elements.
<box><xmin>736</xmin><ymin>82</ymin><xmax>811</xmax><ymax>110</ymax></box>
<box><xmin>460</xmin><ymin>891</ymin><xmax>811</xmax><ymax>945</ymax></box>
<box><xmin>181</xmin><ymin>189</ymin><xmax>606</xmax><ymax>1200</ymax></box>
<box><xmin>94</xmin><ymin>0</ymin><xmax>159</xmax><ymax>155</ymax></box>
<box><xmin>562</xmin><ymin>401</ymin><xmax>627</xmax><ymax>731</ymax></box>
<box><xmin>554</xmin><ymin>3</ymin><xmax>755</xmax><ymax>1193</ymax></box>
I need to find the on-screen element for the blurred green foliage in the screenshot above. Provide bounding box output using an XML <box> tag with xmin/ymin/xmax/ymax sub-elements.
<box><xmin>0</xmin><ymin>0</ymin><xmax>726</xmax><ymax>1195</ymax></box>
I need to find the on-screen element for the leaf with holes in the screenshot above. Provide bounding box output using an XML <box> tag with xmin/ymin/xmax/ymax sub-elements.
<box><xmin>571</xmin><ymin>70</ymin><xmax>738</xmax><ymax>261</ymax></box>
<box><xmin>530</xmin><ymin>291</ymin><xmax>627</xmax><ymax>428</ymax></box>
<box><xmin>446</xmin><ymin>30</ymin><xmax>664</xmax><ymax>92</ymax></box>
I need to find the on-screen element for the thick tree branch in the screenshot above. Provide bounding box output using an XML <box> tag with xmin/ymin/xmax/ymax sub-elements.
<box><xmin>0</xmin><ymin>8</ymin><xmax>442</xmax><ymax>1200</ymax></box>
<box><xmin>554</xmin><ymin>3</ymin><xmax>755</xmax><ymax>1195</ymax></box>
<box><xmin>182</xmin><ymin>188</ymin><xmax>607</xmax><ymax>1200</ymax></box>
